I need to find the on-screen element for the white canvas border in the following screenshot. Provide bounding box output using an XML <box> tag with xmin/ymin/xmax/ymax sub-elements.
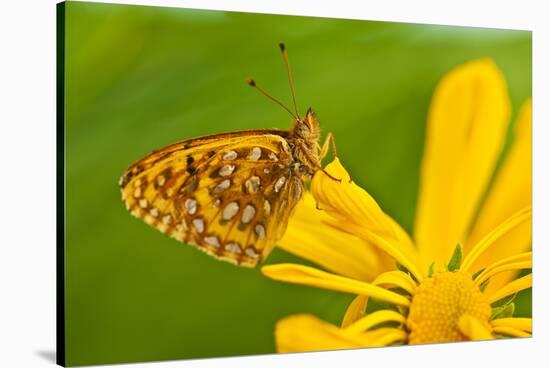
<box><xmin>0</xmin><ymin>1</ymin><xmax>547</xmax><ymax>367</ymax></box>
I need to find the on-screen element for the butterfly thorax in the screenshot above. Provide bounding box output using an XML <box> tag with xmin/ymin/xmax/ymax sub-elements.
<box><xmin>287</xmin><ymin>108</ymin><xmax>322</xmax><ymax>180</ymax></box>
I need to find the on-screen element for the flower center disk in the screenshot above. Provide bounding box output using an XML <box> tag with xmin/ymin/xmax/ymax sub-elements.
<box><xmin>407</xmin><ymin>271</ymin><xmax>491</xmax><ymax>344</ymax></box>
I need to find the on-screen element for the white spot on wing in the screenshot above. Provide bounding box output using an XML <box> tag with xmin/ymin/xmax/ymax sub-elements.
<box><xmin>214</xmin><ymin>179</ymin><xmax>231</xmax><ymax>193</ymax></box>
<box><xmin>248</xmin><ymin>147</ymin><xmax>261</xmax><ymax>161</ymax></box>
<box><xmin>225</xmin><ymin>243</ymin><xmax>241</xmax><ymax>254</ymax></box>
<box><xmin>192</xmin><ymin>218</ymin><xmax>204</xmax><ymax>233</ymax></box>
<box><xmin>245</xmin><ymin>247</ymin><xmax>260</xmax><ymax>259</ymax></box>
<box><xmin>219</xmin><ymin>164</ymin><xmax>236</xmax><ymax>177</ymax></box>
<box><xmin>222</xmin><ymin>202</ymin><xmax>240</xmax><ymax>220</ymax></box>
<box><xmin>241</xmin><ymin>204</ymin><xmax>256</xmax><ymax>224</ymax></box>
<box><xmin>223</xmin><ymin>151</ymin><xmax>238</xmax><ymax>160</ymax></box>
<box><xmin>255</xmin><ymin>224</ymin><xmax>266</xmax><ymax>240</ymax></box>
<box><xmin>185</xmin><ymin>198</ymin><xmax>197</xmax><ymax>214</ymax></box>
<box><xmin>205</xmin><ymin>236</ymin><xmax>220</xmax><ymax>247</ymax></box>
<box><xmin>245</xmin><ymin>176</ymin><xmax>260</xmax><ymax>194</ymax></box>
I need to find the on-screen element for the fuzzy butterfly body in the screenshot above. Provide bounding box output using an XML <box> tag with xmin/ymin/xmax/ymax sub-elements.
<box><xmin>119</xmin><ymin>109</ymin><xmax>331</xmax><ymax>267</ymax></box>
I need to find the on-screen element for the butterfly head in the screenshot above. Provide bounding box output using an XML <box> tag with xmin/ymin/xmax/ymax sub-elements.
<box><xmin>304</xmin><ymin>108</ymin><xmax>320</xmax><ymax>134</ymax></box>
<box><xmin>292</xmin><ymin>108</ymin><xmax>320</xmax><ymax>141</ymax></box>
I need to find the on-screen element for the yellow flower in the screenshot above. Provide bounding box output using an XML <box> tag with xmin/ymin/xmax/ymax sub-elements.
<box><xmin>262</xmin><ymin>59</ymin><xmax>532</xmax><ymax>352</ymax></box>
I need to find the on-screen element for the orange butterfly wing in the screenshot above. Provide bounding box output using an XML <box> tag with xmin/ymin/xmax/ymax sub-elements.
<box><xmin>120</xmin><ymin>130</ymin><xmax>304</xmax><ymax>267</ymax></box>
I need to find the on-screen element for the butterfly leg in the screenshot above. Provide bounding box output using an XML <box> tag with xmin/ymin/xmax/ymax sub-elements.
<box><xmin>297</xmin><ymin>140</ymin><xmax>341</xmax><ymax>182</ymax></box>
<box><xmin>320</xmin><ymin>133</ymin><xmax>353</xmax><ymax>183</ymax></box>
<box><xmin>321</xmin><ymin>168</ymin><xmax>341</xmax><ymax>182</ymax></box>
<box><xmin>319</xmin><ymin>133</ymin><xmax>343</xmax><ymax>182</ymax></box>
<box><xmin>319</xmin><ymin>132</ymin><xmax>338</xmax><ymax>161</ymax></box>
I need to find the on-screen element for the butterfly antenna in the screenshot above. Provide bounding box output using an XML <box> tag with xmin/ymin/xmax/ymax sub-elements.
<box><xmin>246</xmin><ymin>78</ymin><xmax>297</xmax><ymax>119</ymax></box>
<box><xmin>279</xmin><ymin>42</ymin><xmax>300</xmax><ymax>118</ymax></box>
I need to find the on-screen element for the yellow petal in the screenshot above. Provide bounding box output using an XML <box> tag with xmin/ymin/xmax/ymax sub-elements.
<box><xmin>474</xmin><ymin>260</ymin><xmax>531</xmax><ymax>286</ymax></box>
<box><xmin>466</xmin><ymin>100</ymin><xmax>532</xmax><ymax>289</ymax></box>
<box><xmin>312</xmin><ymin>159</ymin><xmax>423</xmax><ymax>280</ymax></box>
<box><xmin>340</xmin><ymin>271</ymin><xmax>415</xmax><ymax>328</ymax></box>
<box><xmin>279</xmin><ymin>192</ymin><xmax>387</xmax><ymax>281</ymax></box>
<box><xmin>372</xmin><ymin>270</ymin><xmax>417</xmax><ymax>295</ymax></box>
<box><xmin>414</xmin><ymin>59</ymin><xmax>511</xmax><ymax>267</ymax></box>
<box><xmin>491</xmin><ymin>326</ymin><xmax>531</xmax><ymax>338</ymax></box>
<box><xmin>346</xmin><ymin>310</ymin><xmax>406</xmax><ymax>334</ymax></box>
<box><xmin>457</xmin><ymin>314</ymin><xmax>494</xmax><ymax>341</ymax></box>
<box><xmin>261</xmin><ymin>263</ymin><xmax>410</xmax><ymax>307</ymax></box>
<box><xmin>275</xmin><ymin>314</ymin><xmax>385</xmax><ymax>353</ymax></box>
<box><xmin>341</xmin><ymin>295</ymin><xmax>369</xmax><ymax>328</ymax></box>
<box><xmin>365</xmin><ymin>328</ymin><xmax>408</xmax><ymax>346</ymax></box>
<box><xmin>491</xmin><ymin>318</ymin><xmax>532</xmax><ymax>333</ymax></box>
<box><xmin>355</xmin><ymin>228</ymin><xmax>424</xmax><ymax>282</ymax></box>
<box><xmin>487</xmin><ymin>273</ymin><xmax>532</xmax><ymax>304</ymax></box>
<box><xmin>473</xmin><ymin>251</ymin><xmax>531</xmax><ymax>284</ymax></box>
<box><xmin>461</xmin><ymin>207</ymin><xmax>531</xmax><ymax>272</ymax></box>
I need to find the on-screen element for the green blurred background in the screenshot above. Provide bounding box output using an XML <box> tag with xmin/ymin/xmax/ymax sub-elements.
<box><xmin>62</xmin><ymin>1</ymin><xmax>532</xmax><ymax>366</ymax></box>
